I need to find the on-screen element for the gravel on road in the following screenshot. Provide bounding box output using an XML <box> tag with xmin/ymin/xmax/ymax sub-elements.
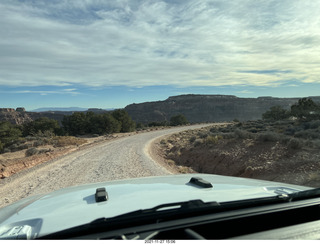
<box><xmin>0</xmin><ymin>124</ymin><xmax>211</xmax><ymax>208</ymax></box>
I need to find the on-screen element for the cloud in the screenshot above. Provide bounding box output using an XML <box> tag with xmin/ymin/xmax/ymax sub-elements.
<box><xmin>238</xmin><ymin>90</ymin><xmax>254</xmax><ymax>94</ymax></box>
<box><xmin>7</xmin><ymin>88</ymin><xmax>80</xmax><ymax>96</ymax></box>
<box><xmin>0</xmin><ymin>0</ymin><xmax>320</xmax><ymax>89</ymax></box>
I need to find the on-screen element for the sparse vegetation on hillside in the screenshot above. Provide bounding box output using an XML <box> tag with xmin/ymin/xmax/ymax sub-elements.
<box><xmin>262</xmin><ymin>98</ymin><xmax>320</xmax><ymax>121</ymax></box>
<box><xmin>0</xmin><ymin>109</ymin><xmax>135</xmax><ymax>153</ymax></box>
<box><xmin>159</xmin><ymin>118</ymin><xmax>320</xmax><ymax>187</ymax></box>
<box><xmin>0</xmin><ymin>108</ymin><xmax>190</xmax><ymax>154</ymax></box>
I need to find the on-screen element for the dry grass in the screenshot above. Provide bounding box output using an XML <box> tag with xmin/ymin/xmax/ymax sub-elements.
<box><xmin>50</xmin><ymin>136</ymin><xmax>87</xmax><ymax>147</ymax></box>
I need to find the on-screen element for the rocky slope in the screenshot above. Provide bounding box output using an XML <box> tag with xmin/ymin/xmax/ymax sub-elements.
<box><xmin>0</xmin><ymin>108</ymin><xmax>33</xmax><ymax>125</ymax></box>
<box><xmin>155</xmin><ymin>121</ymin><xmax>320</xmax><ymax>187</ymax></box>
<box><xmin>125</xmin><ymin>95</ymin><xmax>320</xmax><ymax>124</ymax></box>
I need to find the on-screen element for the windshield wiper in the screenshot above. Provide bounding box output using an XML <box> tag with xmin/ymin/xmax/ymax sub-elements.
<box><xmin>40</xmin><ymin>196</ymin><xmax>287</xmax><ymax>239</ymax></box>
<box><xmin>40</xmin><ymin>188</ymin><xmax>320</xmax><ymax>239</ymax></box>
<box><xmin>287</xmin><ymin>188</ymin><xmax>320</xmax><ymax>201</ymax></box>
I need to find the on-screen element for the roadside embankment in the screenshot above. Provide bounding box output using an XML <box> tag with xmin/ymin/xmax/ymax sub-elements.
<box><xmin>152</xmin><ymin>121</ymin><xmax>320</xmax><ymax>187</ymax></box>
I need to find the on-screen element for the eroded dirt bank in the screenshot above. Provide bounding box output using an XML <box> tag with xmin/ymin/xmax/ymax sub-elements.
<box><xmin>153</xmin><ymin>121</ymin><xmax>320</xmax><ymax>187</ymax></box>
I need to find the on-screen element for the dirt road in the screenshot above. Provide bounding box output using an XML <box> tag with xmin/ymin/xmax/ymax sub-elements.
<box><xmin>0</xmin><ymin>124</ymin><xmax>211</xmax><ymax>208</ymax></box>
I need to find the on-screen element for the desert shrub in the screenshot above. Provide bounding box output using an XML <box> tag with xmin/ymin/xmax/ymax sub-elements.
<box><xmin>222</xmin><ymin>132</ymin><xmax>235</xmax><ymax>139</ymax></box>
<box><xmin>8</xmin><ymin>143</ymin><xmax>19</xmax><ymax>151</ymax></box>
<box><xmin>209</xmin><ymin>127</ymin><xmax>218</xmax><ymax>133</ymax></box>
<box><xmin>170</xmin><ymin>114</ymin><xmax>188</xmax><ymax>126</ymax></box>
<box><xmin>193</xmin><ymin>139</ymin><xmax>203</xmax><ymax>147</ymax></box>
<box><xmin>198</xmin><ymin>132</ymin><xmax>208</xmax><ymax>139</ymax></box>
<box><xmin>205</xmin><ymin>135</ymin><xmax>219</xmax><ymax>144</ymax></box>
<box><xmin>305</xmin><ymin>140</ymin><xmax>314</xmax><ymax>148</ymax></box>
<box><xmin>290</xmin><ymin>98</ymin><xmax>320</xmax><ymax>121</ymax></box>
<box><xmin>284</xmin><ymin>127</ymin><xmax>296</xmax><ymax>136</ymax></box>
<box><xmin>111</xmin><ymin>109</ymin><xmax>136</xmax><ymax>132</ymax></box>
<box><xmin>160</xmin><ymin>139</ymin><xmax>167</xmax><ymax>144</ymax></box>
<box><xmin>25</xmin><ymin>147</ymin><xmax>51</xmax><ymax>156</ymax></box>
<box><xmin>25</xmin><ymin>136</ymin><xmax>37</xmax><ymax>141</ymax></box>
<box><xmin>18</xmin><ymin>144</ymin><xmax>29</xmax><ymax>150</ymax></box>
<box><xmin>280</xmin><ymin>136</ymin><xmax>291</xmax><ymax>145</ymax></box>
<box><xmin>177</xmin><ymin>165</ymin><xmax>193</xmax><ymax>174</ymax></box>
<box><xmin>302</xmin><ymin>122</ymin><xmax>311</xmax><ymax>130</ymax></box>
<box><xmin>51</xmin><ymin>136</ymin><xmax>87</xmax><ymax>147</ymax></box>
<box><xmin>62</xmin><ymin>111</ymin><xmax>126</xmax><ymax>135</ymax></box>
<box><xmin>255</xmin><ymin>124</ymin><xmax>266</xmax><ymax>129</ymax></box>
<box><xmin>287</xmin><ymin>138</ymin><xmax>303</xmax><ymax>150</ymax></box>
<box><xmin>189</xmin><ymin>136</ymin><xmax>196</xmax><ymax>143</ymax></box>
<box><xmin>248</xmin><ymin>128</ymin><xmax>258</xmax><ymax>133</ymax></box>
<box><xmin>3</xmin><ymin>148</ymin><xmax>11</xmax><ymax>153</ymax></box>
<box><xmin>25</xmin><ymin>147</ymin><xmax>39</xmax><ymax>157</ymax></box>
<box><xmin>23</xmin><ymin>117</ymin><xmax>60</xmax><ymax>137</ymax></box>
<box><xmin>148</xmin><ymin>121</ymin><xmax>168</xmax><ymax>127</ymax></box>
<box><xmin>312</xmin><ymin>120</ymin><xmax>320</xmax><ymax>129</ymax></box>
<box><xmin>234</xmin><ymin>129</ymin><xmax>254</xmax><ymax>139</ymax></box>
<box><xmin>136</xmin><ymin>122</ymin><xmax>145</xmax><ymax>130</ymax></box>
<box><xmin>262</xmin><ymin>106</ymin><xmax>289</xmax><ymax>120</ymax></box>
<box><xmin>33</xmin><ymin>139</ymin><xmax>46</xmax><ymax>147</ymax></box>
<box><xmin>273</xmin><ymin>120</ymin><xmax>291</xmax><ymax>126</ymax></box>
<box><xmin>38</xmin><ymin>148</ymin><xmax>51</xmax><ymax>154</ymax></box>
<box><xmin>166</xmin><ymin>159</ymin><xmax>176</xmax><ymax>166</ymax></box>
<box><xmin>31</xmin><ymin>130</ymin><xmax>55</xmax><ymax>139</ymax></box>
<box><xmin>0</xmin><ymin>121</ymin><xmax>22</xmax><ymax>152</ymax></box>
<box><xmin>220</xmin><ymin>127</ymin><xmax>233</xmax><ymax>133</ymax></box>
<box><xmin>295</xmin><ymin>130</ymin><xmax>320</xmax><ymax>140</ymax></box>
<box><xmin>167</xmin><ymin>152</ymin><xmax>176</xmax><ymax>159</ymax></box>
<box><xmin>257</xmin><ymin>131</ymin><xmax>280</xmax><ymax>142</ymax></box>
<box><xmin>8</xmin><ymin>143</ymin><xmax>27</xmax><ymax>152</ymax></box>
<box><xmin>312</xmin><ymin>140</ymin><xmax>320</xmax><ymax>149</ymax></box>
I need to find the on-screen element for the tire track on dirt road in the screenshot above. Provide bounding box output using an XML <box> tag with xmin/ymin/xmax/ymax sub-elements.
<box><xmin>0</xmin><ymin>124</ymin><xmax>212</xmax><ymax>208</ymax></box>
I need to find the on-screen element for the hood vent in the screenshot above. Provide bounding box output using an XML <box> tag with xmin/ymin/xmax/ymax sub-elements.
<box><xmin>95</xmin><ymin>187</ymin><xmax>108</xmax><ymax>203</ymax></box>
<box><xmin>189</xmin><ymin>177</ymin><xmax>213</xmax><ymax>188</ymax></box>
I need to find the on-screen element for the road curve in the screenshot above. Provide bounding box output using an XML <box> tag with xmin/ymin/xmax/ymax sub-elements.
<box><xmin>0</xmin><ymin>124</ymin><xmax>211</xmax><ymax>208</ymax></box>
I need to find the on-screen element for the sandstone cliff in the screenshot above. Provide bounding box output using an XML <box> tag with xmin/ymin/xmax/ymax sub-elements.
<box><xmin>125</xmin><ymin>95</ymin><xmax>320</xmax><ymax>123</ymax></box>
<box><xmin>0</xmin><ymin>108</ymin><xmax>33</xmax><ymax>125</ymax></box>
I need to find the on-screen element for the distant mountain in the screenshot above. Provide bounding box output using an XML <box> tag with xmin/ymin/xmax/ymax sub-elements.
<box><xmin>31</xmin><ymin>107</ymin><xmax>88</xmax><ymax>112</ymax></box>
<box><xmin>125</xmin><ymin>94</ymin><xmax>320</xmax><ymax>123</ymax></box>
<box><xmin>31</xmin><ymin>107</ymin><xmax>117</xmax><ymax>112</ymax></box>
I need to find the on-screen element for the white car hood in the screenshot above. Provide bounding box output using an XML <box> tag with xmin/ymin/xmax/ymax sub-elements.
<box><xmin>0</xmin><ymin>174</ymin><xmax>311</xmax><ymax>239</ymax></box>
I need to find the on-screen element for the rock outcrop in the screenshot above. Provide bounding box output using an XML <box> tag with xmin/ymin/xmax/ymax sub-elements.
<box><xmin>125</xmin><ymin>95</ymin><xmax>320</xmax><ymax>123</ymax></box>
<box><xmin>0</xmin><ymin>108</ymin><xmax>33</xmax><ymax>125</ymax></box>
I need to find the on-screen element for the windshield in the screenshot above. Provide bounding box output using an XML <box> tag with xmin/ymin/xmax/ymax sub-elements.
<box><xmin>0</xmin><ymin>0</ymin><xmax>320</xmax><ymax>229</ymax></box>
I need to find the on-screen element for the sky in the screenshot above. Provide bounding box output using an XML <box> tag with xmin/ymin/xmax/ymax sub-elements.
<box><xmin>1</xmin><ymin>0</ymin><xmax>320</xmax><ymax>111</ymax></box>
